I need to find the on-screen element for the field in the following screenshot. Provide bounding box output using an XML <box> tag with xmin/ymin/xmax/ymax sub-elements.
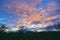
<box><xmin>0</xmin><ymin>32</ymin><xmax>60</xmax><ymax>40</ymax></box>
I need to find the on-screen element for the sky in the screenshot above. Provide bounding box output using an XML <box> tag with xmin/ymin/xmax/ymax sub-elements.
<box><xmin>0</xmin><ymin>0</ymin><xmax>60</xmax><ymax>29</ymax></box>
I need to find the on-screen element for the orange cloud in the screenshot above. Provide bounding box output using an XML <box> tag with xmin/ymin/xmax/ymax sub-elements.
<box><xmin>45</xmin><ymin>16</ymin><xmax>57</xmax><ymax>21</ymax></box>
<box><xmin>3</xmin><ymin>0</ymin><xmax>58</xmax><ymax>28</ymax></box>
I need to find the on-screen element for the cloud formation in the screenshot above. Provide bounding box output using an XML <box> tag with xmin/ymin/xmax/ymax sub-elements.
<box><xmin>1</xmin><ymin>0</ymin><xmax>60</xmax><ymax>28</ymax></box>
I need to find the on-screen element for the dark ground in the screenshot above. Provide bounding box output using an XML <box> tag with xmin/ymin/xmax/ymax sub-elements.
<box><xmin>0</xmin><ymin>31</ymin><xmax>60</xmax><ymax>40</ymax></box>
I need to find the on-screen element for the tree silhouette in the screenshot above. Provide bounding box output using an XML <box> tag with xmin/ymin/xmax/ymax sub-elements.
<box><xmin>0</xmin><ymin>24</ymin><xmax>7</xmax><ymax>32</ymax></box>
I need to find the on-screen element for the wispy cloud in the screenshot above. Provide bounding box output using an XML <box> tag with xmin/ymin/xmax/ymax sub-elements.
<box><xmin>0</xmin><ymin>0</ymin><xmax>60</xmax><ymax>29</ymax></box>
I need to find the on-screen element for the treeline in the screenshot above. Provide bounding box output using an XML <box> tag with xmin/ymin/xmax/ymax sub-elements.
<box><xmin>0</xmin><ymin>22</ymin><xmax>60</xmax><ymax>34</ymax></box>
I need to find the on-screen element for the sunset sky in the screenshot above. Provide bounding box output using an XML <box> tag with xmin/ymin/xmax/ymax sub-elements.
<box><xmin>0</xmin><ymin>0</ymin><xmax>60</xmax><ymax>29</ymax></box>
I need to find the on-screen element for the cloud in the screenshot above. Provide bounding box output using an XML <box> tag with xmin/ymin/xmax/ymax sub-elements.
<box><xmin>1</xmin><ymin>0</ymin><xmax>59</xmax><ymax>28</ymax></box>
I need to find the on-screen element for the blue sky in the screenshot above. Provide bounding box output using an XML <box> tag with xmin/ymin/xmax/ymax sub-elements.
<box><xmin>0</xmin><ymin>0</ymin><xmax>60</xmax><ymax>28</ymax></box>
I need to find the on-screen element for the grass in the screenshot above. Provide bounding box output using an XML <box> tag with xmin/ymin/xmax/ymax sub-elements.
<box><xmin>0</xmin><ymin>32</ymin><xmax>60</xmax><ymax>40</ymax></box>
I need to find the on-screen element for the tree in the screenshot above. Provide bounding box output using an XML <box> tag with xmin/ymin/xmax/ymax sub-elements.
<box><xmin>0</xmin><ymin>24</ymin><xmax>7</xmax><ymax>32</ymax></box>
